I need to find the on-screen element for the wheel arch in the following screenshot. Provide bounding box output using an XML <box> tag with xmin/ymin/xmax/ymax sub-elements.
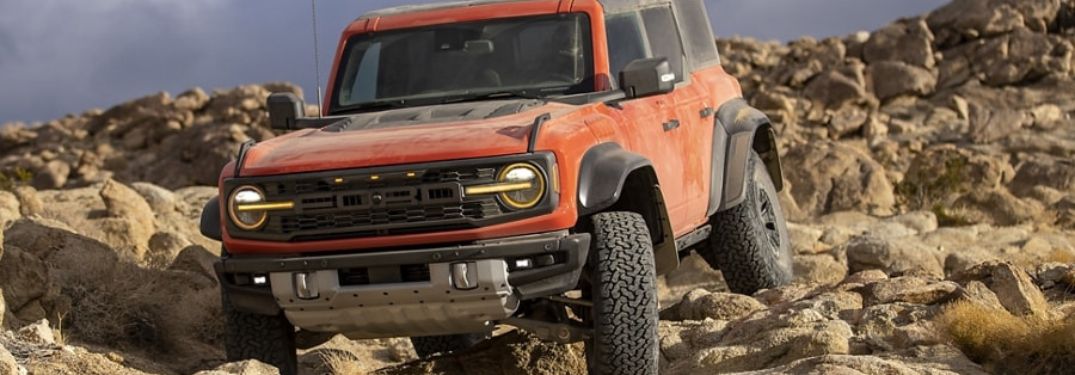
<box><xmin>577</xmin><ymin>142</ymin><xmax>678</xmax><ymax>275</ymax></box>
<box><xmin>710</xmin><ymin>98</ymin><xmax>784</xmax><ymax>215</ymax></box>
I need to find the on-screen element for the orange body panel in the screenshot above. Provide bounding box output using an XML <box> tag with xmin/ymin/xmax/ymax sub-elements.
<box><xmin>222</xmin><ymin>0</ymin><xmax>743</xmax><ymax>255</ymax></box>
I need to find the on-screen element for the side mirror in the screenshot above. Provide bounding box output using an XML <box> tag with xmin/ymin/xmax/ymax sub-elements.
<box><xmin>619</xmin><ymin>57</ymin><xmax>675</xmax><ymax>99</ymax></box>
<box><xmin>267</xmin><ymin>93</ymin><xmax>305</xmax><ymax>131</ymax></box>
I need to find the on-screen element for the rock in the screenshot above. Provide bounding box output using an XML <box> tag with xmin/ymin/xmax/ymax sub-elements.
<box><xmin>845</xmin><ymin>235</ymin><xmax>945</xmax><ymax>278</ymax></box>
<box><xmin>1036</xmin><ymin>263</ymin><xmax>1075</xmax><ymax>290</ymax></box>
<box><xmin>146</xmin><ymin>231</ymin><xmax>193</xmax><ymax>267</ymax></box>
<box><xmin>887</xmin><ymin>211</ymin><xmax>939</xmax><ymax>235</ymax></box>
<box><xmin>855</xmin><ymin>302</ymin><xmax>931</xmax><ymax>352</ymax></box>
<box><xmin>967</xmin><ymin>103</ymin><xmax>1032</xmax><ymax>144</ymax></box>
<box><xmin>168</xmin><ymin>245</ymin><xmax>218</xmax><ymax>283</ymax></box>
<box><xmin>99</xmin><ymin>179</ymin><xmax>156</xmax><ymax>259</ymax></box>
<box><xmin>863</xmin><ymin>277</ymin><xmax>959</xmax><ymax>306</ymax></box>
<box><xmin>661</xmin><ymin>289</ymin><xmax>767</xmax><ymax>322</ymax></box>
<box><xmin>863</xmin><ymin>18</ymin><xmax>936</xmax><ymax>68</ymax></box>
<box><xmin>31</xmin><ymin>160</ymin><xmax>70</xmax><ymax>189</ymax></box>
<box><xmin>18</xmin><ymin>318</ymin><xmax>57</xmax><ymax>345</ymax></box>
<box><xmin>1009</xmin><ymin>155</ymin><xmax>1075</xmax><ymax>195</ymax></box>
<box><xmin>0</xmin><ymin>245</ymin><xmax>50</xmax><ymax>315</ymax></box>
<box><xmin>782</xmin><ymin>141</ymin><xmax>895</xmax><ymax>217</ymax></box>
<box><xmin>793</xmin><ymin>254</ymin><xmax>849</xmax><ymax>285</ymax></box>
<box><xmin>869</xmin><ymin>61</ymin><xmax>937</xmax><ymax>101</ymax></box>
<box><xmin>380</xmin><ymin>331</ymin><xmax>585</xmax><ymax>375</ymax></box>
<box><xmin>0</xmin><ymin>191</ymin><xmax>19</xmax><ymax>227</ymax></box>
<box><xmin>898</xmin><ymin>145</ymin><xmax>1014</xmax><ymax>209</ymax></box>
<box><xmin>173</xmin><ymin>87</ymin><xmax>210</xmax><ymax>111</ymax></box>
<box><xmin>11</xmin><ymin>186</ymin><xmax>42</xmax><ymax>217</ymax></box>
<box><xmin>827</xmin><ymin>105</ymin><xmax>870</xmax><ymax>138</ymax></box>
<box><xmin>131</xmin><ymin>182</ymin><xmax>178</xmax><ymax>214</ymax></box>
<box><xmin>803</xmin><ymin>69</ymin><xmax>870</xmax><ymax>109</ymax></box>
<box><xmin>741</xmin><ymin>345</ymin><xmax>989</xmax><ymax>374</ymax></box>
<box><xmin>192</xmin><ymin>360</ymin><xmax>280</xmax><ymax>375</ymax></box>
<box><xmin>0</xmin><ymin>345</ymin><xmax>18</xmax><ymax>375</ymax></box>
<box><xmin>0</xmin><ymin>287</ymin><xmax>5</xmax><ymax>329</ymax></box>
<box><xmin>953</xmin><ymin>261</ymin><xmax>1049</xmax><ymax>317</ymax></box>
<box><xmin>951</xmin><ymin>188</ymin><xmax>1046</xmax><ymax>226</ymax></box>
<box><xmin>953</xmin><ymin>280</ymin><xmax>1006</xmax><ymax>311</ymax></box>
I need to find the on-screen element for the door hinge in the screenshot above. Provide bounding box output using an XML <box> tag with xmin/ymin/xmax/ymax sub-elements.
<box><xmin>700</xmin><ymin>107</ymin><xmax>715</xmax><ymax>118</ymax></box>
<box><xmin>663</xmin><ymin>119</ymin><xmax>681</xmax><ymax>131</ymax></box>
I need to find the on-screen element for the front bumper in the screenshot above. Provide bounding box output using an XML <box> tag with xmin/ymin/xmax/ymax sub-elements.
<box><xmin>215</xmin><ymin>231</ymin><xmax>589</xmax><ymax>338</ymax></box>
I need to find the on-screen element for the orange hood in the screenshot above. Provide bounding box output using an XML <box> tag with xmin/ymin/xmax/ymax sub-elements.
<box><xmin>238</xmin><ymin>100</ymin><xmax>568</xmax><ymax>177</ymax></box>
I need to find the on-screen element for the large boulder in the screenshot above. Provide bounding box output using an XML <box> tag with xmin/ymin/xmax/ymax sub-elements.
<box><xmin>844</xmin><ymin>235</ymin><xmax>945</xmax><ymax>278</ymax></box>
<box><xmin>661</xmin><ymin>289</ymin><xmax>767</xmax><ymax>322</ymax></box>
<box><xmin>868</xmin><ymin>61</ymin><xmax>937</xmax><ymax>101</ymax></box>
<box><xmin>863</xmin><ymin>18</ymin><xmax>936</xmax><ymax>68</ymax></box>
<box><xmin>898</xmin><ymin>145</ymin><xmax>1014</xmax><ymax>209</ymax></box>
<box><xmin>782</xmin><ymin>141</ymin><xmax>895</xmax><ymax>217</ymax></box>
<box><xmin>192</xmin><ymin>361</ymin><xmax>280</xmax><ymax>375</ymax></box>
<box><xmin>952</xmin><ymin>261</ymin><xmax>1049</xmax><ymax>317</ymax></box>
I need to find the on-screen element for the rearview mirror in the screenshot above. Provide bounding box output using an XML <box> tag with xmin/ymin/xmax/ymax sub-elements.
<box><xmin>619</xmin><ymin>57</ymin><xmax>675</xmax><ymax>99</ymax></box>
<box><xmin>267</xmin><ymin>93</ymin><xmax>305</xmax><ymax>131</ymax></box>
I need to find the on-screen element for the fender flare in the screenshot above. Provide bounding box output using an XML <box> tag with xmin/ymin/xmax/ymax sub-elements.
<box><xmin>710</xmin><ymin>98</ymin><xmax>784</xmax><ymax>215</ymax></box>
<box><xmin>200</xmin><ymin>196</ymin><xmax>222</xmax><ymax>241</ymax></box>
<box><xmin>577</xmin><ymin>142</ymin><xmax>678</xmax><ymax>275</ymax></box>
<box><xmin>577</xmin><ymin>142</ymin><xmax>654</xmax><ymax>216</ymax></box>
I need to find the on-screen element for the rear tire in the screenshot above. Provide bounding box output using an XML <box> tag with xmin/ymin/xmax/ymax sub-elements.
<box><xmin>222</xmin><ymin>294</ymin><xmax>298</xmax><ymax>375</ymax></box>
<box><xmin>699</xmin><ymin>152</ymin><xmax>792</xmax><ymax>295</ymax></box>
<box><xmin>410</xmin><ymin>333</ymin><xmax>487</xmax><ymax>358</ymax></box>
<box><xmin>586</xmin><ymin>211</ymin><xmax>659</xmax><ymax>375</ymax></box>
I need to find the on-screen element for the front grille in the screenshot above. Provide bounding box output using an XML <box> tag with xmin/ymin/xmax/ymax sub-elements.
<box><xmin>224</xmin><ymin>154</ymin><xmax>557</xmax><ymax>242</ymax></box>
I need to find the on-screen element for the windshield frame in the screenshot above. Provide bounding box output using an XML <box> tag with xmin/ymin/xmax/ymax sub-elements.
<box><xmin>327</xmin><ymin>13</ymin><xmax>596</xmax><ymax>116</ymax></box>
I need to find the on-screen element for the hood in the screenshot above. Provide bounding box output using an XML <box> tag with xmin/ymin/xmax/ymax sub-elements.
<box><xmin>239</xmin><ymin>99</ymin><xmax>568</xmax><ymax>176</ymax></box>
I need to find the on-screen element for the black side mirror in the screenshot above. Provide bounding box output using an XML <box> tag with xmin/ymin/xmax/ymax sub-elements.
<box><xmin>619</xmin><ymin>57</ymin><xmax>675</xmax><ymax>99</ymax></box>
<box><xmin>267</xmin><ymin>93</ymin><xmax>305</xmax><ymax>131</ymax></box>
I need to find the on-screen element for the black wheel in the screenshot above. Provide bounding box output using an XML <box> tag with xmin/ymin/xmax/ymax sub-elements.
<box><xmin>699</xmin><ymin>151</ymin><xmax>792</xmax><ymax>295</ymax></box>
<box><xmin>586</xmin><ymin>211</ymin><xmax>659</xmax><ymax>375</ymax></box>
<box><xmin>410</xmin><ymin>333</ymin><xmax>487</xmax><ymax>358</ymax></box>
<box><xmin>222</xmin><ymin>293</ymin><xmax>297</xmax><ymax>375</ymax></box>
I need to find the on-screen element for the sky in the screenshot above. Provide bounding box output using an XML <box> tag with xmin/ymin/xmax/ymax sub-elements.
<box><xmin>0</xmin><ymin>0</ymin><xmax>947</xmax><ymax>124</ymax></box>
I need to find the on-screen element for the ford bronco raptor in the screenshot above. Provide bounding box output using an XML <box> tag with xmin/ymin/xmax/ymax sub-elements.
<box><xmin>200</xmin><ymin>0</ymin><xmax>791</xmax><ymax>373</ymax></box>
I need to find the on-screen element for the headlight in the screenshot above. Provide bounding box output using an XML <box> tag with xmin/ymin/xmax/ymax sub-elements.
<box><xmin>228</xmin><ymin>185</ymin><xmax>269</xmax><ymax>230</ymax></box>
<box><xmin>464</xmin><ymin>163</ymin><xmax>546</xmax><ymax>209</ymax></box>
<box><xmin>498</xmin><ymin>163</ymin><xmax>545</xmax><ymax>209</ymax></box>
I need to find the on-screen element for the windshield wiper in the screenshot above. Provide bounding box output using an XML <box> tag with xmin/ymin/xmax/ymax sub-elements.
<box><xmin>334</xmin><ymin>99</ymin><xmax>410</xmax><ymax>114</ymax></box>
<box><xmin>440</xmin><ymin>90</ymin><xmax>545</xmax><ymax>104</ymax></box>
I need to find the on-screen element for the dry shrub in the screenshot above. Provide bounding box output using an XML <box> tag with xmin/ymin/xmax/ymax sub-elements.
<box><xmin>1045</xmin><ymin>249</ymin><xmax>1075</xmax><ymax>265</ymax></box>
<box><xmin>937</xmin><ymin>300</ymin><xmax>1075</xmax><ymax>375</ymax></box>
<box><xmin>324</xmin><ymin>350</ymin><xmax>366</xmax><ymax>375</ymax></box>
<box><xmin>62</xmin><ymin>260</ymin><xmax>225</xmax><ymax>370</ymax></box>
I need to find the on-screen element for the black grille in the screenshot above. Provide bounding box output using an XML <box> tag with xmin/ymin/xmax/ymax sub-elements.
<box><xmin>224</xmin><ymin>154</ymin><xmax>557</xmax><ymax>242</ymax></box>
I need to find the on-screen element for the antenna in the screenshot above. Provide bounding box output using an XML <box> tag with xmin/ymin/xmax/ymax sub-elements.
<box><xmin>310</xmin><ymin>0</ymin><xmax>324</xmax><ymax>118</ymax></box>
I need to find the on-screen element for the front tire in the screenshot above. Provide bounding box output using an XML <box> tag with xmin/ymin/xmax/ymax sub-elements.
<box><xmin>699</xmin><ymin>152</ymin><xmax>792</xmax><ymax>295</ymax></box>
<box><xmin>222</xmin><ymin>294</ymin><xmax>298</xmax><ymax>375</ymax></box>
<box><xmin>586</xmin><ymin>211</ymin><xmax>659</xmax><ymax>375</ymax></box>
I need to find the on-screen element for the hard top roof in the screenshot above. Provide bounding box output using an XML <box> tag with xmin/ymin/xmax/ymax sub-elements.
<box><xmin>361</xmin><ymin>0</ymin><xmax>672</xmax><ymax>18</ymax></box>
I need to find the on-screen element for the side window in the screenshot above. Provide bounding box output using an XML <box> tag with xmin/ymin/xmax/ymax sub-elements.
<box><xmin>674</xmin><ymin>0</ymin><xmax>720</xmax><ymax>69</ymax></box>
<box><xmin>640</xmin><ymin>6</ymin><xmax>686</xmax><ymax>82</ymax></box>
<box><xmin>605</xmin><ymin>12</ymin><xmax>649</xmax><ymax>87</ymax></box>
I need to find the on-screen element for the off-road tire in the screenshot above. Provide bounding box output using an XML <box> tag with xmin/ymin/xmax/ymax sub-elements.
<box><xmin>700</xmin><ymin>151</ymin><xmax>792</xmax><ymax>295</ymax></box>
<box><xmin>410</xmin><ymin>333</ymin><xmax>487</xmax><ymax>358</ymax></box>
<box><xmin>586</xmin><ymin>211</ymin><xmax>659</xmax><ymax>375</ymax></box>
<box><xmin>222</xmin><ymin>294</ymin><xmax>298</xmax><ymax>375</ymax></box>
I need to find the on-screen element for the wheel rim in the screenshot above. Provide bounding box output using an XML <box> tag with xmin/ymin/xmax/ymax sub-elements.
<box><xmin>757</xmin><ymin>186</ymin><xmax>781</xmax><ymax>252</ymax></box>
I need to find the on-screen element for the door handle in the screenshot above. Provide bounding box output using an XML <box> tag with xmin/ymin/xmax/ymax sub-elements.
<box><xmin>663</xmin><ymin>119</ymin><xmax>680</xmax><ymax>131</ymax></box>
<box><xmin>700</xmin><ymin>107</ymin><xmax>715</xmax><ymax>118</ymax></box>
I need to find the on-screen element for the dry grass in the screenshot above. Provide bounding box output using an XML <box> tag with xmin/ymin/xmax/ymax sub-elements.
<box><xmin>324</xmin><ymin>351</ymin><xmax>366</xmax><ymax>375</ymax></box>
<box><xmin>1045</xmin><ymin>249</ymin><xmax>1075</xmax><ymax>265</ymax></box>
<box><xmin>936</xmin><ymin>300</ymin><xmax>1075</xmax><ymax>375</ymax></box>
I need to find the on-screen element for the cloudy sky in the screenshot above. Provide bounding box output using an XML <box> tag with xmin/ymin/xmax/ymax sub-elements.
<box><xmin>0</xmin><ymin>0</ymin><xmax>946</xmax><ymax>123</ymax></box>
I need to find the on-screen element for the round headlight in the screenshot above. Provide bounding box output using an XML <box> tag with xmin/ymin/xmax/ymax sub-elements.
<box><xmin>228</xmin><ymin>185</ymin><xmax>268</xmax><ymax>230</ymax></box>
<box><xmin>498</xmin><ymin>163</ymin><xmax>545</xmax><ymax>209</ymax></box>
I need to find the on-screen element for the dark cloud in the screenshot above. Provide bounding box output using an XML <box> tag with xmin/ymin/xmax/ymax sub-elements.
<box><xmin>0</xmin><ymin>0</ymin><xmax>948</xmax><ymax>123</ymax></box>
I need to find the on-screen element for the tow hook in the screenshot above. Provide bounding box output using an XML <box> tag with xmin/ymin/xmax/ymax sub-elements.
<box><xmin>294</xmin><ymin>272</ymin><xmax>320</xmax><ymax>300</ymax></box>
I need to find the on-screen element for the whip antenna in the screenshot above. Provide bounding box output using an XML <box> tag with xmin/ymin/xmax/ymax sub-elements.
<box><xmin>310</xmin><ymin>0</ymin><xmax>323</xmax><ymax>117</ymax></box>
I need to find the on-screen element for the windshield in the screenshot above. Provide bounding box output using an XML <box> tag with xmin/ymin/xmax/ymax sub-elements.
<box><xmin>330</xmin><ymin>13</ymin><xmax>594</xmax><ymax>114</ymax></box>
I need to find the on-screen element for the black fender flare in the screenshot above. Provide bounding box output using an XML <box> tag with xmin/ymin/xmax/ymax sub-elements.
<box><xmin>710</xmin><ymin>98</ymin><xmax>784</xmax><ymax>215</ymax></box>
<box><xmin>577</xmin><ymin>142</ymin><xmax>678</xmax><ymax>275</ymax></box>
<box><xmin>577</xmin><ymin>143</ymin><xmax>654</xmax><ymax>216</ymax></box>
<box><xmin>200</xmin><ymin>196</ymin><xmax>222</xmax><ymax>241</ymax></box>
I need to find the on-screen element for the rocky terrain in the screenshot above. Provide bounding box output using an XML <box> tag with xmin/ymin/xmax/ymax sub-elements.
<box><xmin>1</xmin><ymin>0</ymin><xmax>1075</xmax><ymax>374</ymax></box>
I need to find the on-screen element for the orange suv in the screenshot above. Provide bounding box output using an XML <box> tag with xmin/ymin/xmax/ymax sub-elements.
<box><xmin>200</xmin><ymin>0</ymin><xmax>791</xmax><ymax>373</ymax></box>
